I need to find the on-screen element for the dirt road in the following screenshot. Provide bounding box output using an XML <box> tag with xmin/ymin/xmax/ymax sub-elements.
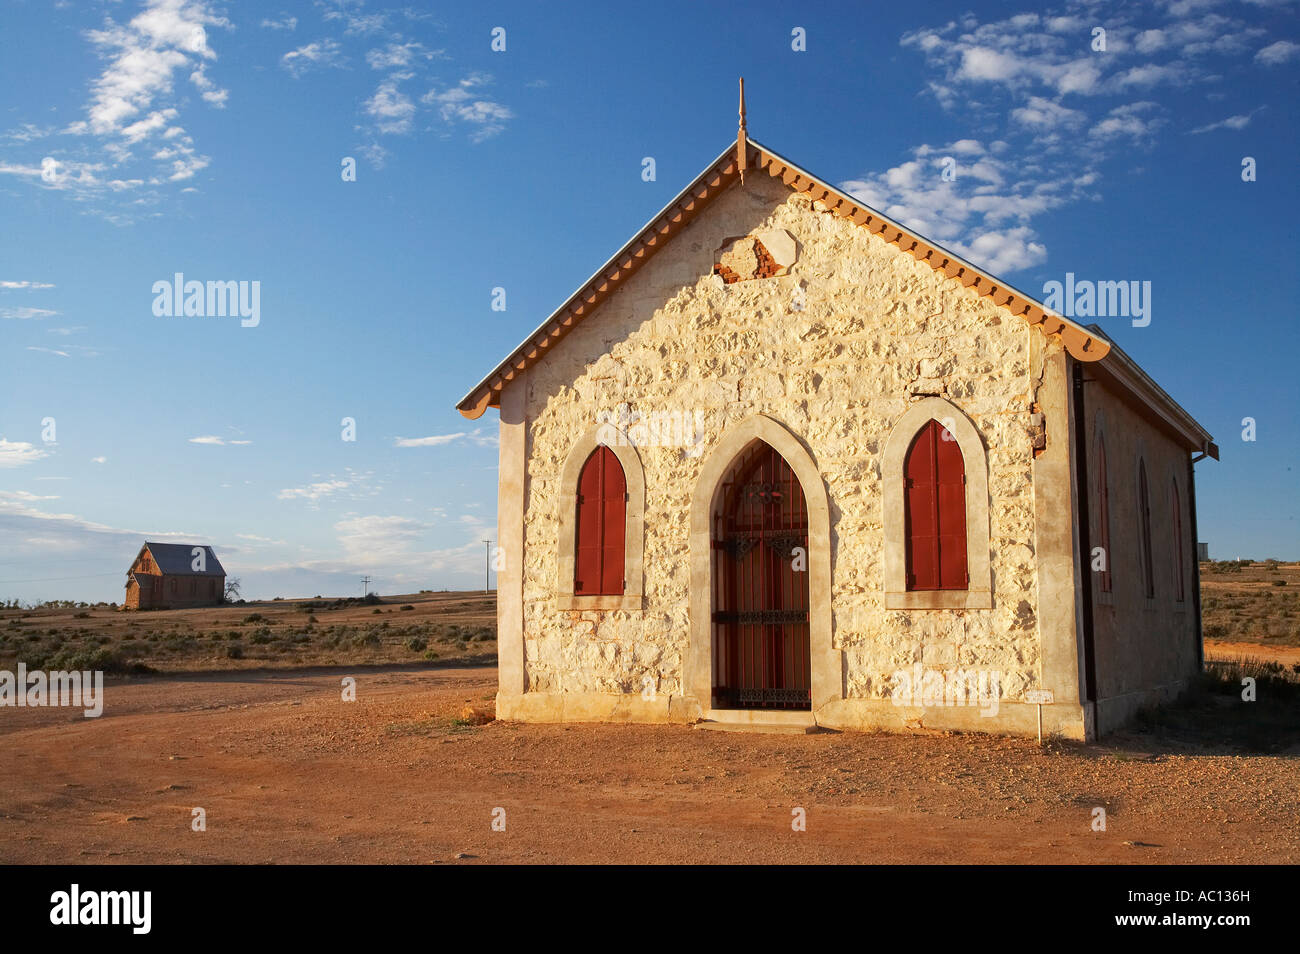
<box><xmin>2</xmin><ymin>665</ymin><xmax>1295</xmax><ymax>864</ymax></box>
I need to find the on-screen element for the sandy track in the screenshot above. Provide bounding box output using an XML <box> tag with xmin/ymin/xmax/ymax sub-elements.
<box><xmin>1</xmin><ymin>665</ymin><xmax>1295</xmax><ymax>864</ymax></box>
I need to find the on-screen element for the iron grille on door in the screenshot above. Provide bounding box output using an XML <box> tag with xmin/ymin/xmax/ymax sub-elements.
<box><xmin>711</xmin><ymin>441</ymin><xmax>811</xmax><ymax>710</ymax></box>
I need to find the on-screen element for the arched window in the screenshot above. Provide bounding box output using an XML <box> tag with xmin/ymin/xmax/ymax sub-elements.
<box><xmin>904</xmin><ymin>419</ymin><xmax>968</xmax><ymax>591</ymax></box>
<box><xmin>1096</xmin><ymin>435</ymin><xmax>1112</xmax><ymax>593</ymax></box>
<box><xmin>1138</xmin><ymin>459</ymin><xmax>1154</xmax><ymax>598</ymax></box>
<box><xmin>574</xmin><ymin>445</ymin><xmax>626</xmax><ymax>596</ymax></box>
<box><xmin>1171</xmin><ymin>478</ymin><xmax>1185</xmax><ymax>602</ymax></box>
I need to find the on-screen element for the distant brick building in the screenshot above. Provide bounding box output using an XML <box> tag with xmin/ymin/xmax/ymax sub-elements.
<box><xmin>124</xmin><ymin>542</ymin><xmax>226</xmax><ymax>610</ymax></box>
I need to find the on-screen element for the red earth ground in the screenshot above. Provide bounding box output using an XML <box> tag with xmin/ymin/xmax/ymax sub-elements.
<box><xmin>2</xmin><ymin>664</ymin><xmax>1295</xmax><ymax>864</ymax></box>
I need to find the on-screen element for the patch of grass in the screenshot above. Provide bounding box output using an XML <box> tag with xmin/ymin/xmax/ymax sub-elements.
<box><xmin>1133</xmin><ymin>658</ymin><xmax>1300</xmax><ymax>753</ymax></box>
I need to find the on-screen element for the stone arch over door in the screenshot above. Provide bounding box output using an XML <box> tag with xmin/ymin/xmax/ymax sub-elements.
<box><xmin>687</xmin><ymin>415</ymin><xmax>837</xmax><ymax>716</ymax></box>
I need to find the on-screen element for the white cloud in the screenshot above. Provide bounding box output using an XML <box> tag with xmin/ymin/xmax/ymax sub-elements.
<box><xmin>321</xmin><ymin>5</ymin><xmax>388</xmax><ymax>36</ymax></box>
<box><xmin>278</xmin><ymin>479</ymin><xmax>350</xmax><ymax>502</ymax></box>
<box><xmin>1011</xmin><ymin>96</ymin><xmax>1087</xmax><ymax>129</ymax></box>
<box><xmin>188</xmin><ymin>435</ymin><xmax>252</xmax><ymax>446</ymax></box>
<box><xmin>875</xmin><ymin>5</ymin><xmax>1287</xmax><ymax>275</ymax></box>
<box><xmin>421</xmin><ymin>75</ymin><xmax>514</xmax><ymax>140</ymax></box>
<box><xmin>1189</xmin><ymin>109</ymin><xmax>1262</xmax><ymax>134</ymax></box>
<box><xmin>0</xmin><ymin>490</ymin><xmax>59</xmax><ymax>502</ymax></box>
<box><xmin>26</xmin><ymin>346</ymin><xmax>70</xmax><ymax>358</ymax></box>
<box><xmin>365</xmin><ymin>81</ymin><xmax>416</xmax><ymax>134</ymax></box>
<box><xmin>0</xmin><ymin>438</ymin><xmax>50</xmax><ymax>468</ymax></box>
<box><xmin>395</xmin><ymin>429</ymin><xmax>497</xmax><ymax>448</ymax></box>
<box><xmin>260</xmin><ymin>16</ymin><xmax>298</xmax><ymax>31</ymax></box>
<box><xmin>282</xmin><ymin>39</ymin><xmax>346</xmax><ymax>77</ymax></box>
<box><xmin>2</xmin><ymin>306</ymin><xmax>58</xmax><ymax>320</ymax></box>
<box><xmin>73</xmin><ymin>1</ymin><xmax>228</xmax><ymax>142</ymax></box>
<box><xmin>841</xmin><ymin>139</ymin><xmax>1068</xmax><ymax>274</ymax></box>
<box><xmin>0</xmin><ymin>280</ymin><xmax>55</xmax><ymax>290</ymax></box>
<box><xmin>366</xmin><ymin>41</ymin><xmax>439</xmax><ymax>71</ymax></box>
<box><xmin>236</xmin><ymin>532</ymin><xmax>285</xmax><ymax>544</ymax></box>
<box><xmin>394</xmin><ymin>433</ymin><xmax>465</xmax><ymax>448</ymax></box>
<box><xmin>1255</xmin><ymin>40</ymin><xmax>1300</xmax><ymax>65</ymax></box>
<box><xmin>0</xmin><ymin>0</ymin><xmax>228</xmax><ymax>214</ymax></box>
<box><xmin>91</xmin><ymin>457</ymin><xmax>108</xmax><ymax>464</ymax></box>
<box><xmin>1089</xmin><ymin>102</ymin><xmax>1164</xmax><ymax>143</ymax></box>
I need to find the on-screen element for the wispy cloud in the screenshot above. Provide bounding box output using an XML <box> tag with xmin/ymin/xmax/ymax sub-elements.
<box><xmin>278</xmin><ymin>478</ymin><xmax>350</xmax><ymax>502</ymax></box>
<box><xmin>421</xmin><ymin>74</ymin><xmax>513</xmax><ymax>141</ymax></box>
<box><xmin>394</xmin><ymin>429</ymin><xmax>497</xmax><ymax>449</ymax></box>
<box><xmin>27</xmin><ymin>343</ymin><xmax>102</xmax><ymax>358</ymax></box>
<box><xmin>0</xmin><ymin>490</ymin><xmax>60</xmax><ymax>502</ymax></box>
<box><xmin>1255</xmin><ymin>39</ymin><xmax>1299</xmax><ymax>66</ymax></box>
<box><xmin>2</xmin><ymin>306</ymin><xmax>58</xmax><ymax>319</ymax></box>
<box><xmin>281</xmin><ymin>39</ymin><xmax>347</xmax><ymax>77</ymax></box>
<box><xmin>277</xmin><ymin>468</ymin><xmax>380</xmax><ymax>507</ymax></box>
<box><xmin>321</xmin><ymin>1</ymin><xmax>388</xmax><ymax>36</ymax></box>
<box><xmin>843</xmin><ymin>3</ymin><xmax>1286</xmax><ymax>274</ymax></box>
<box><xmin>366</xmin><ymin>41</ymin><xmax>440</xmax><ymax>70</ymax></box>
<box><xmin>260</xmin><ymin>15</ymin><xmax>298</xmax><ymax>31</ymax></box>
<box><xmin>68</xmin><ymin>0</ymin><xmax>229</xmax><ymax>174</ymax></box>
<box><xmin>0</xmin><ymin>0</ymin><xmax>230</xmax><ymax>214</ymax></box>
<box><xmin>365</xmin><ymin>81</ymin><xmax>416</xmax><ymax>134</ymax></box>
<box><xmin>188</xmin><ymin>435</ymin><xmax>252</xmax><ymax>445</ymax></box>
<box><xmin>0</xmin><ymin>280</ymin><xmax>55</xmax><ymax>290</ymax></box>
<box><xmin>236</xmin><ymin>532</ymin><xmax>286</xmax><ymax>544</ymax></box>
<box><xmin>0</xmin><ymin>438</ymin><xmax>51</xmax><ymax>469</ymax></box>
<box><xmin>1189</xmin><ymin>108</ymin><xmax>1264</xmax><ymax>134</ymax></box>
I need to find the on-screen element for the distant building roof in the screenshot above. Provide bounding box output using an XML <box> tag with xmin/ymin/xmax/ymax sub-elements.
<box><xmin>143</xmin><ymin>542</ymin><xmax>226</xmax><ymax>577</ymax></box>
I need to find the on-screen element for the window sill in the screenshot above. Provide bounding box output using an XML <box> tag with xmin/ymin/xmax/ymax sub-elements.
<box><xmin>555</xmin><ymin>593</ymin><xmax>642</xmax><ymax>611</ymax></box>
<box><xmin>884</xmin><ymin>590</ymin><xmax>993</xmax><ymax>610</ymax></box>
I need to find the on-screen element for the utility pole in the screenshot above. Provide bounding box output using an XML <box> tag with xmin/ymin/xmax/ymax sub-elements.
<box><xmin>361</xmin><ymin>575</ymin><xmax>371</xmax><ymax>598</ymax></box>
<box><xmin>482</xmin><ymin>540</ymin><xmax>491</xmax><ymax>593</ymax></box>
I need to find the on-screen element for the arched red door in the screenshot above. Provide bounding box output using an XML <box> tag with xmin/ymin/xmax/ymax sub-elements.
<box><xmin>711</xmin><ymin>441</ymin><xmax>810</xmax><ymax>710</ymax></box>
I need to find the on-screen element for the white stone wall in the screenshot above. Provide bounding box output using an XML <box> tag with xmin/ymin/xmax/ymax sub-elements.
<box><xmin>521</xmin><ymin>174</ymin><xmax>1046</xmax><ymax>706</ymax></box>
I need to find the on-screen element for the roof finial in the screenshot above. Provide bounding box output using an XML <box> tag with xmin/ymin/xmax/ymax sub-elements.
<box><xmin>737</xmin><ymin>77</ymin><xmax>748</xmax><ymax>183</ymax></box>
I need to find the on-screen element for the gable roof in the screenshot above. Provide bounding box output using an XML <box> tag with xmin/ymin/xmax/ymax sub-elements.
<box><xmin>455</xmin><ymin>133</ymin><xmax>1214</xmax><ymax>459</ymax></box>
<box><xmin>141</xmin><ymin>542</ymin><xmax>226</xmax><ymax>577</ymax></box>
<box><xmin>456</xmin><ymin>135</ymin><xmax>1113</xmax><ymax>420</ymax></box>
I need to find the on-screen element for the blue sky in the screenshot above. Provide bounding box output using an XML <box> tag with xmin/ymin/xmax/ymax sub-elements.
<box><xmin>1</xmin><ymin>0</ymin><xmax>1297</xmax><ymax>603</ymax></box>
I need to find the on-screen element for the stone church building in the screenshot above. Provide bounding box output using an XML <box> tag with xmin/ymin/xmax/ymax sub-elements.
<box><xmin>457</xmin><ymin>105</ymin><xmax>1217</xmax><ymax>740</ymax></box>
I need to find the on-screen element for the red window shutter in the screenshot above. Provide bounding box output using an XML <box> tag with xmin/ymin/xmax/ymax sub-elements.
<box><xmin>574</xmin><ymin>446</ymin><xmax>626</xmax><ymax>596</ymax></box>
<box><xmin>905</xmin><ymin>419</ymin><xmax>968</xmax><ymax>591</ymax></box>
